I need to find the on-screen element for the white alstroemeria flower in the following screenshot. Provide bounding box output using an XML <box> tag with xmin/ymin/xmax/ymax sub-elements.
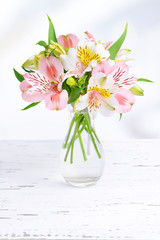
<box><xmin>60</xmin><ymin>40</ymin><xmax>110</xmax><ymax>77</ymax></box>
<box><xmin>75</xmin><ymin>72</ymin><xmax>118</xmax><ymax>119</ymax></box>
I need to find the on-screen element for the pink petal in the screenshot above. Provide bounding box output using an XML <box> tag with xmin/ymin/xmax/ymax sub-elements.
<box><xmin>84</xmin><ymin>31</ymin><xmax>96</xmax><ymax>42</ymax></box>
<box><xmin>20</xmin><ymin>72</ymin><xmax>52</xmax><ymax>103</ymax></box>
<box><xmin>92</xmin><ymin>61</ymin><xmax>112</xmax><ymax>76</ymax></box>
<box><xmin>58</xmin><ymin>34</ymin><xmax>79</xmax><ymax>48</ymax></box>
<box><xmin>111</xmin><ymin>61</ymin><xmax>129</xmax><ymax>84</ymax></box>
<box><xmin>115</xmin><ymin>88</ymin><xmax>135</xmax><ymax>113</ymax></box>
<box><xmin>19</xmin><ymin>79</ymin><xmax>31</xmax><ymax>92</ymax></box>
<box><xmin>58</xmin><ymin>35</ymin><xmax>68</xmax><ymax>48</ymax></box>
<box><xmin>22</xmin><ymin>91</ymin><xmax>47</xmax><ymax>102</ymax></box>
<box><xmin>45</xmin><ymin>90</ymin><xmax>68</xmax><ymax>110</ymax></box>
<box><xmin>67</xmin><ymin>34</ymin><xmax>79</xmax><ymax>48</ymax></box>
<box><xmin>122</xmin><ymin>76</ymin><xmax>137</xmax><ymax>86</ymax></box>
<box><xmin>38</xmin><ymin>56</ymin><xmax>64</xmax><ymax>81</ymax></box>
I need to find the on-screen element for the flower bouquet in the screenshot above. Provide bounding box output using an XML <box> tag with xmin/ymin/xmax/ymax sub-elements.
<box><xmin>14</xmin><ymin>16</ymin><xmax>151</xmax><ymax>186</ymax></box>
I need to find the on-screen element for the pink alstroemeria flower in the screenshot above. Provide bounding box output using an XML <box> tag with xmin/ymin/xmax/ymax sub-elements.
<box><xmin>20</xmin><ymin>56</ymin><xmax>68</xmax><ymax>110</ymax></box>
<box><xmin>92</xmin><ymin>61</ymin><xmax>137</xmax><ymax>113</ymax></box>
<box><xmin>58</xmin><ymin>34</ymin><xmax>79</xmax><ymax>48</ymax></box>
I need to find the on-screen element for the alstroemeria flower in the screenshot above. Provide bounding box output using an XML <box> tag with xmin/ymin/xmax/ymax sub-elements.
<box><xmin>92</xmin><ymin>61</ymin><xmax>136</xmax><ymax>113</ymax></box>
<box><xmin>60</xmin><ymin>40</ymin><xmax>110</xmax><ymax>77</ymax></box>
<box><xmin>75</xmin><ymin>72</ymin><xmax>119</xmax><ymax>119</ymax></box>
<box><xmin>58</xmin><ymin>34</ymin><xmax>79</xmax><ymax>48</ymax></box>
<box><xmin>92</xmin><ymin>61</ymin><xmax>137</xmax><ymax>88</ymax></box>
<box><xmin>20</xmin><ymin>56</ymin><xmax>68</xmax><ymax>110</ymax></box>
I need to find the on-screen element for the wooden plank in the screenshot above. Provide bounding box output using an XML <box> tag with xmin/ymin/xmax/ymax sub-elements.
<box><xmin>0</xmin><ymin>140</ymin><xmax>160</xmax><ymax>239</ymax></box>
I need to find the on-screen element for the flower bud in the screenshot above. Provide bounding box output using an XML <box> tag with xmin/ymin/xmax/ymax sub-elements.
<box><xmin>66</xmin><ymin>77</ymin><xmax>76</xmax><ymax>87</ymax></box>
<box><xmin>22</xmin><ymin>56</ymin><xmax>37</xmax><ymax>71</ymax></box>
<box><xmin>49</xmin><ymin>40</ymin><xmax>66</xmax><ymax>57</ymax></box>
<box><xmin>130</xmin><ymin>84</ymin><xmax>144</xmax><ymax>96</ymax></box>
<box><xmin>34</xmin><ymin>51</ymin><xmax>46</xmax><ymax>69</ymax></box>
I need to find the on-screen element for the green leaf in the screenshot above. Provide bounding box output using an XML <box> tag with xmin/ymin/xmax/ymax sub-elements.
<box><xmin>49</xmin><ymin>48</ymin><xmax>57</xmax><ymax>57</ymax></box>
<box><xmin>13</xmin><ymin>68</ymin><xmax>24</xmax><ymax>82</ymax></box>
<box><xmin>119</xmin><ymin>113</ymin><xmax>123</xmax><ymax>121</ymax></box>
<box><xmin>62</xmin><ymin>79</ymin><xmax>71</xmax><ymax>94</ymax></box>
<box><xmin>68</xmin><ymin>86</ymin><xmax>82</xmax><ymax>104</ymax></box>
<box><xmin>108</xmin><ymin>23</ymin><xmax>128</xmax><ymax>60</ymax></box>
<box><xmin>47</xmin><ymin>15</ymin><xmax>57</xmax><ymax>44</ymax></box>
<box><xmin>21</xmin><ymin>102</ymin><xmax>41</xmax><ymax>110</ymax></box>
<box><xmin>137</xmin><ymin>78</ymin><xmax>153</xmax><ymax>83</ymax></box>
<box><xmin>78</xmin><ymin>75</ymin><xmax>87</xmax><ymax>86</ymax></box>
<box><xmin>36</xmin><ymin>40</ymin><xmax>47</xmax><ymax>49</ymax></box>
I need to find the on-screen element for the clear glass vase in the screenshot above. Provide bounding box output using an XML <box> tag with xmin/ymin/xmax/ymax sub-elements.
<box><xmin>60</xmin><ymin>107</ymin><xmax>105</xmax><ymax>187</ymax></box>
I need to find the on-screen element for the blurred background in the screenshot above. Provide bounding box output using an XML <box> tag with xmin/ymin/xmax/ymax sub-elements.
<box><xmin>0</xmin><ymin>0</ymin><xmax>159</xmax><ymax>140</ymax></box>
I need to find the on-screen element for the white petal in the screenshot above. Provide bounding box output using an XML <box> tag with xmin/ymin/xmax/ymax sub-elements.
<box><xmin>99</xmin><ymin>104</ymin><xmax>114</xmax><ymax>117</ymax></box>
<box><xmin>88</xmin><ymin>72</ymin><xmax>106</xmax><ymax>88</ymax></box>
<box><xmin>104</xmin><ymin>95</ymin><xmax>119</xmax><ymax>108</ymax></box>
<box><xmin>93</xmin><ymin>43</ymin><xmax>110</xmax><ymax>60</ymax></box>
<box><xmin>99</xmin><ymin>95</ymin><xmax>118</xmax><ymax>116</ymax></box>
<box><xmin>74</xmin><ymin>93</ymin><xmax>89</xmax><ymax>111</ymax></box>
<box><xmin>105</xmin><ymin>74</ymin><xmax>114</xmax><ymax>89</ymax></box>
<box><xmin>60</xmin><ymin>48</ymin><xmax>78</xmax><ymax>71</ymax></box>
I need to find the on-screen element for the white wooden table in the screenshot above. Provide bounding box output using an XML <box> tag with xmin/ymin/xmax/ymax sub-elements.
<box><xmin>0</xmin><ymin>140</ymin><xmax>160</xmax><ymax>240</ymax></box>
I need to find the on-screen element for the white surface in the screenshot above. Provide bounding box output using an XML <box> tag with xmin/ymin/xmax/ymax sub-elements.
<box><xmin>0</xmin><ymin>140</ymin><xmax>160</xmax><ymax>239</ymax></box>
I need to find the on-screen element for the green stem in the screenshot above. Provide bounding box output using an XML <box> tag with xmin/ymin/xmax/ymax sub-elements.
<box><xmin>70</xmin><ymin>115</ymin><xmax>83</xmax><ymax>164</ymax></box>
<box><xmin>64</xmin><ymin>138</ymin><xmax>73</xmax><ymax>162</ymax></box>
<box><xmin>75</xmin><ymin>118</ymin><xmax>85</xmax><ymax>141</ymax></box>
<box><xmin>63</xmin><ymin>114</ymin><xmax>76</xmax><ymax>148</ymax></box>
<box><xmin>78</xmin><ymin>130</ymin><xmax>87</xmax><ymax>161</ymax></box>
<box><xmin>84</xmin><ymin>113</ymin><xmax>101</xmax><ymax>159</ymax></box>
<box><xmin>91</xmin><ymin>127</ymin><xmax>100</xmax><ymax>143</ymax></box>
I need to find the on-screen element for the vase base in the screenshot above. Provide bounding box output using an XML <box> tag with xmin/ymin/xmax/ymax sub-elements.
<box><xmin>63</xmin><ymin>176</ymin><xmax>100</xmax><ymax>187</ymax></box>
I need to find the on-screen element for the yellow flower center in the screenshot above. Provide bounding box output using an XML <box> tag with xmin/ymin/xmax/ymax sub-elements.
<box><xmin>77</xmin><ymin>46</ymin><xmax>102</xmax><ymax>67</ymax></box>
<box><xmin>88</xmin><ymin>86</ymin><xmax>111</xmax><ymax>98</ymax></box>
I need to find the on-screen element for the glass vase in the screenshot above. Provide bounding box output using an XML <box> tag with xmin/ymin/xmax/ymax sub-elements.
<box><xmin>60</xmin><ymin>107</ymin><xmax>105</xmax><ymax>187</ymax></box>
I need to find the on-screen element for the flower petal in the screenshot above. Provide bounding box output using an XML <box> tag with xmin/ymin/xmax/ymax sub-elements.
<box><xmin>92</xmin><ymin>43</ymin><xmax>110</xmax><ymax>60</ymax></box>
<box><xmin>67</xmin><ymin>34</ymin><xmax>79</xmax><ymax>48</ymax></box>
<box><xmin>111</xmin><ymin>61</ymin><xmax>129</xmax><ymax>83</ymax></box>
<box><xmin>115</xmin><ymin>88</ymin><xmax>135</xmax><ymax>113</ymax></box>
<box><xmin>84</xmin><ymin>31</ymin><xmax>96</xmax><ymax>42</ymax></box>
<box><xmin>58</xmin><ymin>35</ymin><xmax>68</xmax><ymax>48</ymax></box>
<box><xmin>58</xmin><ymin>34</ymin><xmax>79</xmax><ymax>48</ymax></box>
<box><xmin>60</xmin><ymin>48</ymin><xmax>84</xmax><ymax>75</ymax></box>
<box><xmin>92</xmin><ymin>61</ymin><xmax>112</xmax><ymax>76</ymax></box>
<box><xmin>20</xmin><ymin>72</ymin><xmax>52</xmax><ymax>102</ymax></box>
<box><xmin>19</xmin><ymin>79</ymin><xmax>31</xmax><ymax>92</ymax></box>
<box><xmin>45</xmin><ymin>90</ymin><xmax>68</xmax><ymax>110</ymax></box>
<box><xmin>74</xmin><ymin>93</ymin><xmax>89</xmax><ymax>111</ymax></box>
<box><xmin>88</xmin><ymin>72</ymin><xmax>106</xmax><ymax>88</ymax></box>
<box><xmin>99</xmin><ymin>96</ymin><xmax>118</xmax><ymax>117</ymax></box>
<box><xmin>38</xmin><ymin>56</ymin><xmax>64</xmax><ymax>81</ymax></box>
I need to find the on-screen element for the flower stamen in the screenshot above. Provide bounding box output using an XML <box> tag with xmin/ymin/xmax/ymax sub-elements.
<box><xmin>88</xmin><ymin>86</ymin><xmax>111</xmax><ymax>98</ymax></box>
<box><xmin>77</xmin><ymin>46</ymin><xmax>102</xmax><ymax>67</ymax></box>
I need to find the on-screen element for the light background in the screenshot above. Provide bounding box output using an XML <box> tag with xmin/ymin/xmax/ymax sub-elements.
<box><xmin>0</xmin><ymin>0</ymin><xmax>159</xmax><ymax>140</ymax></box>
